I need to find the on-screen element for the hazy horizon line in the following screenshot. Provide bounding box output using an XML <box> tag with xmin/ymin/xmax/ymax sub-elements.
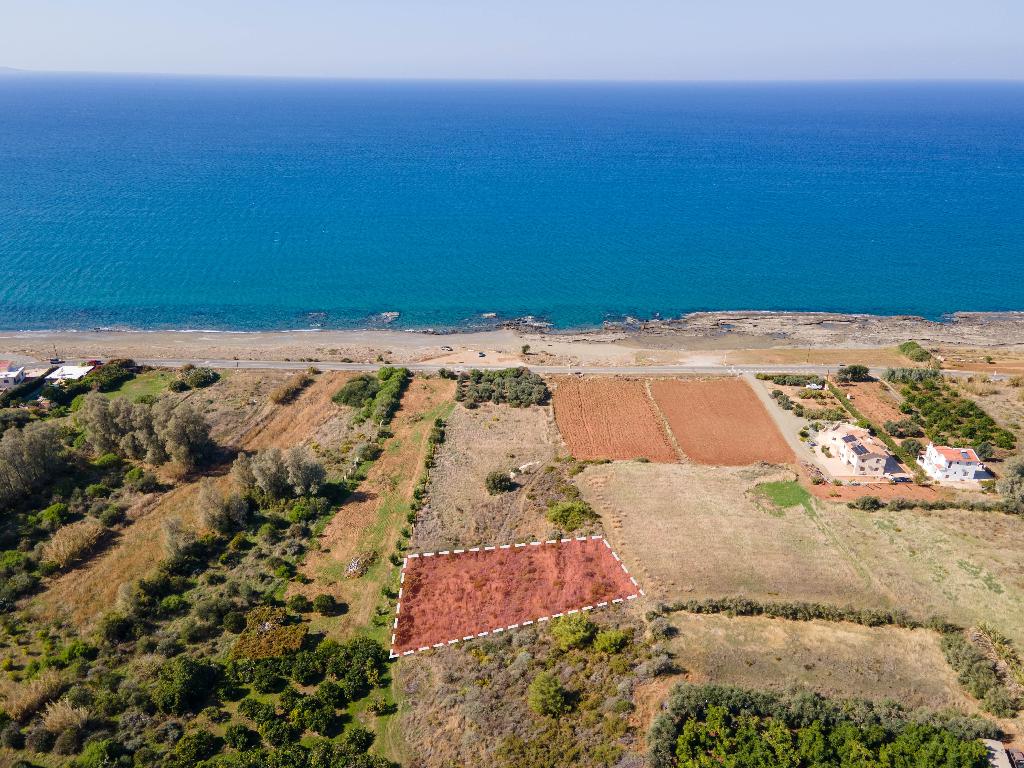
<box><xmin>3</xmin><ymin>66</ymin><xmax>1024</xmax><ymax>85</ymax></box>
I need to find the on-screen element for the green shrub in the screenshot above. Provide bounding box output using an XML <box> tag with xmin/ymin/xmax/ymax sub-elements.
<box><xmin>898</xmin><ymin>341</ymin><xmax>934</xmax><ymax>363</ymax></box>
<box><xmin>312</xmin><ymin>594</ymin><xmax>338</xmax><ymax>616</ymax></box>
<box><xmin>485</xmin><ymin>470</ymin><xmax>515</xmax><ymax>495</ymax></box>
<box><xmin>287</xmin><ymin>594</ymin><xmax>312</xmax><ymax>613</ymax></box>
<box><xmin>546</xmin><ymin>500</ymin><xmax>598</xmax><ymax>531</ymax></box>
<box><xmin>223</xmin><ymin>611</ymin><xmax>246</xmax><ymax>634</ymax></box>
<box><xmin>223</xmin><ymin>723</ymin><xmax>258</xmax><ymax>750</ymax></box>
<box><xmin>527</xmin><ymin>672</ymin><xmax>569</xmax><ymax>718</ymax></box>
<box><xmin>333</xmin><ymin>374</ymin><xmax>381</xmax><ymax>407</ymax></box>
<box><xmin>152</xmin><ymin>656</ymin><xmax>217</xmax><ymax>714</ymax></box>
<box><xmin>593</xmin><ymin>628</ymin><xmax>630</xmax><ymax>653</ymax></box>
<box><xmin>91</xmin><ymin>452</ymin><xmax>121</xmax><ymax>469</ymax></box>
<box><xmin>550</xmin><ymin>613</ymin><xmax>596</xmax><ymax>650</ymax></box>
<box><xmin>170</xmin><ymin>728</ymin><xmax>220</xmax><ymax>764</ymax></box>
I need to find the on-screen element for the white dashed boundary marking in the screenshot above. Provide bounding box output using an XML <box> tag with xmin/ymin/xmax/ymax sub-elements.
<box><xmin>389</xmin><ymin>535</ymin><xmax>643</xmax><ymax>659</ymax></box>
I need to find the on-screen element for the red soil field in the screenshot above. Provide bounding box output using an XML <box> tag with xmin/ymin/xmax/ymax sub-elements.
<box><xmin>552</xmin><ymin>378</ymin><xmax>677</xmax><ymax>462</ymax></box>
<box><xmin>650</xmin><ymin>378</ymin><xmax>795</xmax><ymax>466</ymax></box>
<box><xmin>392</xmin><ymin>537</ymin><xmax>639</xmax><ymax>655</ymax></box>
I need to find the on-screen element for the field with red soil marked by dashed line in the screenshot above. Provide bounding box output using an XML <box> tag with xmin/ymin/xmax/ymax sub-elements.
<box><xmin>650</xmin><ymin>378</ymin><xmax>795</xmax><ymax>466</ymax></box>
<box><xmin>392</xmin><ymin>538</ymin><xmax>638</xmax><ymax>655</ymax></box>
<box><xmin>553</xmin><ymin>378</ymin><xmax>677</xmax><ymax>462</ymax></box>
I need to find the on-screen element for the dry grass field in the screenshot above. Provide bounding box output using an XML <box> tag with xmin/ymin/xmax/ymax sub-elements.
<box><xmin>552</xmin><ymin>377</ymin><xmax>677</xmax><ymax>462</ymax></box>
<box><xmin>665</xmin><ymin>613</ymin><xmax>975</xmax><ymax>712</ymax></box>
<box><xmin>578</xmin><ymin>462</ymin><xmax>1024</xmax><ymax>645</ymax></box>
<box><xmin>413</xmin><ymin>402</ymin><xmax>561</xmax><ymax>551</ymax></box>
<box><xmin>650</xmin><ymin>378</ymin><xmax>794</xmax><ymax>465</ymax></box>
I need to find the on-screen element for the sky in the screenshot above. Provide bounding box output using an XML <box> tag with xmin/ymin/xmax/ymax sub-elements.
<box><xmin>3</xmin><ymin>0</ymin><xmax>1024</xmax><ymax>81</ymax></box>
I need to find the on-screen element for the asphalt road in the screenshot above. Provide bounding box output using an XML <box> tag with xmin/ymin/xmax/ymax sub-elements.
<box><xmin>133</xmin><ymin>357</ymin><xmax>987</xmax><ymax>380</ymax></box>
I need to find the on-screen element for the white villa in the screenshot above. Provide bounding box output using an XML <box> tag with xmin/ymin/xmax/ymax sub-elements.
<box><xmin>0</xmin><ymin>361</ymin><xmax>26</xmax><ymax>390</ymax></box>
<box><xmin>822</xmin><ymin>423</ymin><xmax>891</xmax><ymax>477</ymax></box>
<box><xmin>44</xmin><ymin>365</ymin><xmax>95</xmax><ymax>383</ymax></box>
<box><xmin>918</xmin><ymin>444</ymin><xmax>984</xmax><ymax>482</ymax></box>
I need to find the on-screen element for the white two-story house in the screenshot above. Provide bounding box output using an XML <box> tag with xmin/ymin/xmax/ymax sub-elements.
<box><xmin>918</xmin><ymin>444</ymin><xmax>983</xmax><ymax>482</ymax></box>
<box><xmin>822</xmin><ymin>423</ymin><xmax>891</xmax><ymax>477</ymax></box>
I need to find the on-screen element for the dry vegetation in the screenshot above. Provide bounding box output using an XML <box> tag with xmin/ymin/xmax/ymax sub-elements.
<box><xmin>578</xmin><ymin>461</ymin><xmax>1024</xmax><ymax>646</ymax></box>
<box><xmin>40</xmin><ymin>518</ymin><xmax>105</xmax><ymax>570</ymax></box>
<box><xmin>413</xmin><ymin>402</ymin><xmax>562</xmax><ymax>550</ymax></box>
<box><xmin>665</xmin><ymin>613</ymin><xmax>975</xmax><ymax>712</ymax></box>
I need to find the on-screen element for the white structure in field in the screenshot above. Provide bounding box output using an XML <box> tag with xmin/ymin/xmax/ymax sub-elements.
<box><xmin>44</xmin><ymin>365</ymin><xmax>95</xmax><ymax>382</ymax></box>
<box><xmin>918</xmin><ymin>444</ymin><xmax>984</xmax><ymax>482</ymax></box>
<box><xmin>0</xmin><ymin>361</ymin><xmax>26</xmax><ymax>390</ymax></box>
<box><xmin>822</xmin><ymin>423</ymin><xmax>891</xmax><ymax>477</ymax></box>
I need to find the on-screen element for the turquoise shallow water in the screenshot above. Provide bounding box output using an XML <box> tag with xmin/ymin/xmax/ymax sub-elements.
<box><xmin>0</xmin><ymin>76</ymin><xmax>1022</xmax><ymax>331</ymax></box>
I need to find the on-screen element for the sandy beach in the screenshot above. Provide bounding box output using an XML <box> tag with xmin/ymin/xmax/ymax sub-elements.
<box><xmin>2</xmin><ymin>311</ymin><xmax>1024</xmax><ymax>370</ymax></box>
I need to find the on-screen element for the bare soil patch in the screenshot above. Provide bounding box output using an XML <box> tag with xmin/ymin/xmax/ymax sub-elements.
<box><xmin>650</xmin><ymin>378</ymin><xmax>794</xmax><ymax>465</ymax></box>
<box><xmin>413</xmin><ymin>403</ymin><xmax>563</xmax><ymax>551</ymax></box>
<box><xmin>552</xmin><ymin>377</ymin><xmax>676</xmax><ymax>462</ymax></box>
<box><xmin>667</xmin><ymin>613</ymin><xmax>975</xmax><ymax>712</ymax></box>
<box><xmin>579</xmin><ymin>461</ymin><xmax>1024</xmax><ymax>645</ymax></box>
<box><xmin>393</xmin><ymin>538</ymin><xmax>637</xmax><ymax>654</ymax></box>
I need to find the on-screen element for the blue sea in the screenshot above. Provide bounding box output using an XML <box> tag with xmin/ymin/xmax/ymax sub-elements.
<box><xmin>1</xmin><ymin>75</ymin><xmax>1022</xmax><ymax>331</ymax></box>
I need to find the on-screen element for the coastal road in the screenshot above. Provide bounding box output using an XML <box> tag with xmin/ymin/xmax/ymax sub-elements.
<box><xmin>132</xmin><ymin>357</ymin><xmax>988</xmax><ymax>380</ymax></box>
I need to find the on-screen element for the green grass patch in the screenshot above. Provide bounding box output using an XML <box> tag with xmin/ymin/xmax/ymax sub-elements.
<box><xmin>103</xmin><ymin>370</ymin><xmax>174</xmax><ymax>400</ymax></box>
<box><xmin>753</xmin><ymin>480</ymin><xmax>812</xmax><ymax>514</ymax></box>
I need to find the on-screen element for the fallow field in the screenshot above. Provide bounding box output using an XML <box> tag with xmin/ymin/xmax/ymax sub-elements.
<box><xmin>552</xmin><ymin>377</ymin><xmax>677</xmax><ymax>462</ymax></box>
<box><xmin>649</xmin><ymin>377</ymin><xmax>794</xmax><ymax>465</ymax></box>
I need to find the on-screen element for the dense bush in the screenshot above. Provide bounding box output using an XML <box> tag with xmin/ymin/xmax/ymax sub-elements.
<box><xmin>756</xmin><ymin>373</ymin><xmax>823</xmax><ymax>386</ymax></box>
<box><xmin>527</xmin><ymin>672</ymin><xmax>569</xmax><ymax>718</ymax></box>
<box><xmin>835</xmin><ymin>364</ymin><xmax>870</xmax><ymax>383</ymax></box>
<box><xmin>546</xmin><ymin>500</ymin><xmax>599</xmax><ymax>531</ymax></box>
<box><xmin>551</xmin><ymin>614</ymin><xmax>596</xmax><ymax>650</ymax></box>
<box><xmin>941</xmin><ymin>631</ymin><xmax>1019</xmax><ymax>716</ymax></box>
<box><xmin>999</xmin><ymin>457</ymin><xmax>1024</xmax><ymax>514</ymax></box>
<box><xmin>884</xmin><ymin>367</ymin><xmax>942</xmax><ymax>384</ymax></box>
<box><xmin>485</xmin><ymin>470</ymin><xmax>515</xmax><ymax>495</ymax></box>
<box><xmin>455</xmin><ymin>367</ymin><xmax>549</xmax><ymax>407</ymax></box>
<box><xmin>334</xmin><ymin>367</ymin><xmax>411</xmax><ymax>424</ymax></box>
<box><xmin>648</xmin><ymin>683</ymin><xmax>996</xmax><ymax>768</ymax></box>
<box><xmin>898</xmin><ymin>340</ymin><xmax>934</xmax><ymax>363</ymax></box>
<box><xmin>152</xmin><ymin>656</ymin><xmax>217</xmax><ymax>714</ymax></box>
<box><xmin>170</xmin><ymin>365</ymin><xmax>220</xmax><ymax>391</ymax></box>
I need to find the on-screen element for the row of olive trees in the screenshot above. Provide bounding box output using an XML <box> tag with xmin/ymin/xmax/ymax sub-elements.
<box><xmin>76</xmin><ymin>392</ymin><xmax>212</xmax><ymax>471</ymax></box>
<box><xmin>0</xmin><ymin>421</ymin><xmax>67</xmax><ymax>510</ymax></box>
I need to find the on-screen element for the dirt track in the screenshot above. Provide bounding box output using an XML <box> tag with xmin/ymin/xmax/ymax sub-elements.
<box><xmin>552</xmin><ymin>377</ymin><xmax>677</xmax><ymax>462</ymax></box>
<box><xmin>650</xmin><ymin>378</ymin><xmax>794</xmax><ymax>465</ymax></box>
<box><xmin>393</xmin><ymin>538</ymin><xmax>637</xmax><ymax>654</ymax></box>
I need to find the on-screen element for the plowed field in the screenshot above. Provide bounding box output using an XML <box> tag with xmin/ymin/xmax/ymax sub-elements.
<box><xmin>392</xmin><ymin>537</ymin><xmax>638</xmax><ymax>654</ymax></box>
<box><xmin>552</xmin><ymin>378</ymin><xmax>676</xmax><ymax>462</ymax></box>
<box><xmin>650</xmin><ymin>378</ymin><xmax>794</xmax><ymax>465</ymax></box>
